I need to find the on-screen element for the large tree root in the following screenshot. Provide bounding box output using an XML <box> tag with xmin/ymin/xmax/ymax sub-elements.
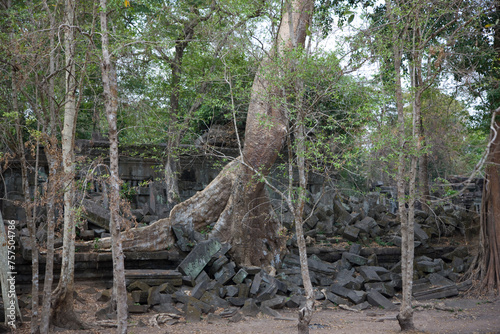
<box><xmin>96</xmin><ymin>158</ymin><xmax>285</xmax><ymax>268</ymax></box>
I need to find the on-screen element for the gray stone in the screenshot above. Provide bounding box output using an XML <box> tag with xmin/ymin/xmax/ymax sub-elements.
<box><xmin>413</xmin><ymin>285</ymin><xmax>459</xmax><ymax>300</ymax></box>
<box><xmin>357</xmin><ymin>266</ymin><xmax>382</xmax><ymax>282</ymax></box>
<box><xmin>225</xmin><ymin>285</ymin><xmax>239</xmax><ymax>298</ymax></box>
<box><xmin>127</xmin><ymin>280</ymin><xmax>150</xmax><ymax>292</ymax></box>
<box><xmin>191</xmin><ymin>280</ymin><xmax>209</xmax><ymax>300</ymax></box>
<box><xmin>250</xmin><ymin>272</ymin><xmax>262</xmax><ymax>295</ymax></box>
<box><xmin>260</xmin><ymin>305</ymin><xmax>282</xmax><ymax>318</ymax></box>
<box><xmin>428</xmin><ymin>273</ymin><xmax>455</xmax><ymax>287</ymax></box>
<box><xmin>414</xmin><ymin>223</ymin><xmax>429</xmax><ymax>242</ymax></box>
<box><xmin>232</xmin><ymin>268</ymin><xmax>248</xmax><ymax>284</ymax></box>
<box><xmin>200</xmin><ymin>291</ymin><xmax>230</xmax><ymax>309</ymax></box>
<box><xmin>177</xmin><ymin>239</ymin><xmax>222</xmax><ymax>278</ymax></box>
<box><xmin>285</xmin><ymin>295</ymin><xmax>306</xmax><ymax>308</ymax></box>
<box><xmin>364</xmin><ymin>282</ymin><xmax>395</xmax><ymax>297</ymax></box>
<box><xmin>185</xmin><ymin>303</ymin><xmax>202</xmax><ymax>322</ymax></box>
<box><xmin>354</xmin><ymin>217</ymin><xmax>377</xmax><ymax>234</ymax></box>
<box><xmin>342</xmin><ymin>252</ymin><xmax>367</xmax><ymax>266</ymax></box>
<box><xmin>352</xmin><ymin>301</ymin><xmax>371</xmax><ymax>311</ymax></box>
<box><xmin>342</xmin><ymin>225</ymin><xmax>360</xmax><ymax>242</ymax></box>
<box><xmin>326</xmin><ymin>291</ymin><xmax>350</xmax><ymax>306</ymax></box>
<box><xmin>131</xmin><ymin>290</ymin><xmax>148</xmax><ymax>304</ymax></box>
<box><xmin>261</xmin><ymin>296</ymin><xmax>287</xmax><ymax>309</ymax></box>
<box><xmin>241</xmin><ymin>299</ymin><xmax>261</xmax><ymax>317</ymax></box>
<box><xmin>329</xmin><ymin>284</ymin><xmax>364</xmax><ymax>304</ymax></box>
<box><xmin>215</xmin><ymin>262</ymin><xmax>236</xmax><ymax>285</ymax></box>
<box><xmin>209</xmin><ymin>256</ymin><xmax>229</xmax><ymax>276</ymax></box>
<box><xmin>256</xmin><ymin>281</ymin><xmax>278</xmax><ymax>302</ymax></box>
<box><xmin>227</xmin><ymin>297</ymin><xmax>248</xmax><ymax>306</ymax></box>
<box><xmin>335</xmin><ymin>200</ymin><xmax>355</xmax><ymax>225</ymax></box>
<box><xmin>349</xmin><ymin>243</ymin><xmax>362</xmax><ymax>255</ymax></box>
<box><xmin>366</xmin><ymin>290</ymin><xmax>396</xmax><ymax>310</ymax></box>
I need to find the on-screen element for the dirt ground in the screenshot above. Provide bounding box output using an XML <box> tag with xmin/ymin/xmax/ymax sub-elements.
<box><xmin>13</xmin><ymin>282</ymin><xmax>500</xmax><ymax>334</ymax></box>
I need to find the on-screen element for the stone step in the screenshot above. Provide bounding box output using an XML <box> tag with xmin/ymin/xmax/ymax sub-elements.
<box><xmin>125</xmin><ymin>269</ymin><xmax>182</xmax><ymax>286</ymax></box>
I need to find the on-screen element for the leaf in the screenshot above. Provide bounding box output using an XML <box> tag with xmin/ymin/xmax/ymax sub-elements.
<box><xmin>124</xmin><ymin>0</ymin><xmax>130</xmax><ymax>7</ymax></box>
<box><xmin>348</xmin><ymin>14</ymin><xmax>355</xmax><ymax>24</ymax></box>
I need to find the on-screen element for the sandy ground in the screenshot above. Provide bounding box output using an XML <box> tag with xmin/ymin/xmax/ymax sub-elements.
<box><xmin>13</xmin><ymin>282</ymin><xmax>500</xmax><ymax>334</ymax></box>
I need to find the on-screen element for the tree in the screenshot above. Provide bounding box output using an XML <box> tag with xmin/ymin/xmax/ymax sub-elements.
<box><xmin>99</xmin><ymin>0</ymin><xmax>128</xmax><ymax>331</ymax></box>
<box><xmin>99</xmin><ymin>0</ymin><xmax>316</xmax><ymax>269</ymax></box>
<box><xmin>50</xmin><ymin>0</ymin><xmax>83</xmax><ymax>328</ymax></box>
<box><xmin>466</xmin><ymin>1</ymin><xmax>500</xmax><ymax>295</ymax></box>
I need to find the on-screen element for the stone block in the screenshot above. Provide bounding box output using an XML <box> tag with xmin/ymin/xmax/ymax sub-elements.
<box><xmin>413</xmin><ymin>285</ymin><xmax>459</xmax><ymax>300</ymax></box>
<box><xmin>357</xmin><ymin>266</ymin><xmax>382</xmax><ymax>282</ymax></box>
<box><xmin>364</xmin><ymin>282</ymin><xmax>395</xmax><ymax>297</ymax></box>
<box><xmin>285</xmin><ymin>295</ymin><xmax>306</xmax><ymax>308</ymax></box>
<box><xmin>414</xmin><ymin>223</ymin><xmax>429</xmax><ymax>242</ymax></box>
<box><xmin>329</xmin><ymin>284</ymin><xmax>364</xmax><ymax>304</ymax></box>
<box><xmin>200</xmin><ymin>291</ymin><xmax>230</xmax><ymax>309</ymax></box>
<box><xmin>225</xmin><ymin>285</ymin><xmax>239</xmax><ymax>298</ymax></box>
<box><xmin>227</xmin><ymin>297</ymin><xmax>248</xmax><ymax>306</ymax></box>
<box><xmin>366</xmin><ymin>290</ymin><xmax>396</xmax><ymax>310</ymax></box>
<box><xmin>127</xmin><ymin>280</ymin><xmax>150</xmax><ymax>292</ymax></box>
<box><xmin>428</xmin><ymin>273</ymin><xmax>455</xmax><ymax>287</ymax></box>
<box><xmin>191</xmin><ymin>280</ymin><xmax>209</xmax><ymax>300</ymax></box>
<box><xmin>342</xmin><ymin>226</ymin><xmax>360</xmax><ymax>242</ymax></box>
<box><xmin>214</xmin><ymin>262</ymin><xmax>236</xmax><ymax>285</ymax></box>
<box><xmin>131</xmin><ymin>290</ymin><xmax>148</xmax><ymax>304</ymax></box>
<box><xmin>241</xmin><ymin>299</ymin><xmax>261</xmax><ymax>317</ymax></box>
<box><xmin>261</xmin><ymin>296</ymin><xmax>287</xmax><ymax>309</ymax></box>
<box><xmin>326</xmin><ymin>292</ymin><xmax>350</xmax><ymax>306</ymax></box>
<box><xmin>342</xmin><ymin>252</ymin><xmax>367</xmax><ymax>266</ymax></box>
<box><xmin>349</xmin><ymin>243</ymin><xmax>362</xmax><ymax>255</ymax></box>
<box><xmin>177</xmin><ymin>239</ymin><xmax>222</xmax><ymax>278</ymax></box>
<box><xmin>185</xmin><ymin>303</ymin><xmax>202</xmax><ymax>322</ymax></box>
<box><xmin>354</xmin><ymin>217</ymin><xmax>377</xmax><ymax>234</ymax></box>
<box><xmin>232</xmin><ymin>268</ymin><xmax>248</xmax><ymax>284</ymax></box>
<box><xmin>128</xmin><ymin>304</ymin><xmax>149</xmax><ymax>314</ymax></box>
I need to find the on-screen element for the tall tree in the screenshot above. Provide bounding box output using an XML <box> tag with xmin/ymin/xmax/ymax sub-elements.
<box><xmin>98</xmin><ymin>0</ymin><xmax>315</xmax><ymax>269</ymax></box>
<box><xmin>50</xmin><ymin>0</ymin><xmax>82</xmax><ymax>328</ymax></box>
<box><xmin>99</xmin><ymin>0</ymin><xmax>128</xmax><ymax>331</ymax></box>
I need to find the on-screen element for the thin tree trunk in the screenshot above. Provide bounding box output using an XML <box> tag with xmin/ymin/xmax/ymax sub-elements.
<box><xmin>387</xmin><ymin>0</ymin><xmax>415</xmax><ymax>329</ymax></box>
<box><xmin>40</xmin><ymin>2</ymin><xmax>58</xmax><ymax>331</ymax></box>
<box><xmin>51</xmin><ymin>0</ymin><xmax>81</xmax><ymax>328</ymax></box>
<box><xmin>100</xmin><ymin>1</ymin><xmax>128</xmax><ymax>331</ymax></box>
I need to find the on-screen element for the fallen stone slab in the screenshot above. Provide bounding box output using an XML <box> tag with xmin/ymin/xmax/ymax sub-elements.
<box><xmin>177</xmin><ymin>239</ymin><xmax>222</xmax><ymax>278</ymax></box>
<box><xmin>357</xmin><ymin>266</ymin><xmax>382</xmax><ymax>282</ymax></box>
<box><xmin>343</xmin><ymin>225</ymin><xmax>360</xmax><ymax>242</ymax></box>
<box><xmin>124</xmin><ymin>269</ymin><xmax>182</xmax><ymax>286</ymax></box>
<box><xmin>82</xmin><ymin>199</ymin><xmax>110</xmax><ymax>230</ymax></box>
<box><xmin>326</xmin><ymin>291</ymin><xmax>350</xmax><ymax>306</ymax></box>
<box><xmin>200</xmin><ymin>291</ymin><xmax>230</xmax><ymax>309</ymax></box>
<box><xmin>413</xmin><ymin>284</ymin><xmax>459</xmax><ymax>300</ymax></box>
<box><xmin>342</xmin><ymin>252</ymin><xmax>368</xmax><ymax>266</ymax></box>
<box><xmin>366</xmin><ymin>290</ymin><xmax>396</xmax><ymax>310</ymax></box>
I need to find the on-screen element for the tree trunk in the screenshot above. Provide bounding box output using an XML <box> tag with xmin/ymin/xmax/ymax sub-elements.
<box><xmin>477</xmin><ymin>111</ymin><xmax>500</xmax><ymax>294</ymax></box>
<box><xmin>51</xmin><ymin>0</ymin><xmax>82</xmax><ymax>328</ymax></box>
<box><xmin>388</xmin><ymin>0</ymin><xmax>415</xmax><ymax>329</ymax></box>
<box><xmin>100</xmin><ymin>0</ymin><xmax>314</xmax><ymax>269</ymax></box>
<box><xmin>100</xmin><ymin>1</ymin><xmax>128</xmax><ymax>331</ymax></box>
<box><xmin>40</xmin><ymin>3</ymin><xmax>58</xmax><ymax>331</ymax></box>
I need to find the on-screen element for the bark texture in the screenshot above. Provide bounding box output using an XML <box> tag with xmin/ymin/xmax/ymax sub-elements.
<box><xmin>100</xmin><ymin>1</ymin><xmax>128</xmax><ymax>332</ymax></box>
<box><xmin>51</xmin><ymin>0</ymin><xmax>82</xmax><ymax>328</ymax></box>
<box><xmin>474</xmin><ymin>112</ymin><xmax>500</xmax><ymax>294</ymax></box>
